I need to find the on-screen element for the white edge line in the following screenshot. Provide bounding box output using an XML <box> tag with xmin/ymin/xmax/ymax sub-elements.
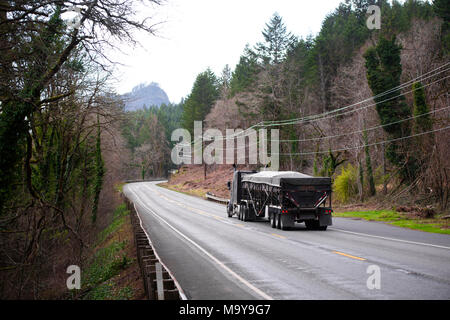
<box><xmin>150</xmin><ymin>183</ymin><xmax>450</xmax><ymax>251</ymax></box>
<box><xmin>129</xmin><ymin>192</ymin><xmax>188</xmax><ymax>300</ymax></box>
<box><xmin>128</xmin><ymin>186</ymin><xmax>274</xmax><ymax>301</ymax></box>
<box><xmin>330</xmin><ymin>228</ymin><xmax>450</xmax><ymax>250</ymax></box>
<box><xmin>145</xmin><ymin>183</ymin><xmax>450</xmax><ymax>252</ymax></box>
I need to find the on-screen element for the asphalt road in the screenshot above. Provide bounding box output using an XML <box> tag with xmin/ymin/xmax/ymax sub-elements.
<box><xmin>124</xmin><ymin>181</ymin><xmax>450</xmax><ymax>300</ymax></box>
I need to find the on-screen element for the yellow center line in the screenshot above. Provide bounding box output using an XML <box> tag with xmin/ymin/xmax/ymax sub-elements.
<box><xmin>271</xmin><ymin>233</ymin><xmax>287</xmax><ymax>239</ymax></box>
<box><xmin>333</xmin><ymin>251</ymin><xmax>366</xmax><ymax>261</ymax></box>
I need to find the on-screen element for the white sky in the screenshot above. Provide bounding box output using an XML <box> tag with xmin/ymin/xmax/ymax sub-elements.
<box><xmin>110</xmin><ymin>0</ymin><xmax>344</xmax><ymax>103</ymax></box>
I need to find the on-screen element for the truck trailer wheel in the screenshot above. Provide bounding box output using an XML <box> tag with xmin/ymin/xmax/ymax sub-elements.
<box><xmin>227</xmin><ymin>203</ymin><xmax>233</xmax><ymax>218</ymax></box>
<box><xmin>242</xmin><ymin>206</ymin><xmax>249</xmax><ymax>221</ymax></box>
<box><xmin>275</xmin><ymin>213</ymin><xmax>281</xmax><ymax>229</ymax></box>
<box><xmin>270</xmin><ymin>213</ymin><xmax>276</xmax><ymax>228</ymax></box>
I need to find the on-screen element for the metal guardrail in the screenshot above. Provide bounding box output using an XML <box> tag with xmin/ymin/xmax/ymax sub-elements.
<box><xmin>124</xmin><ymin>197</ymin><xmax>182</xmax><ymax>300</ymax></box>
<box><xmin>124</xmin><ymin>178</ymin><xmax>167</xmax><ymax>184</ymax></box>
<box><xmin>205</xmin><ymin>192</ymin><xmax>229</xmax><ymax>204</ymax></box>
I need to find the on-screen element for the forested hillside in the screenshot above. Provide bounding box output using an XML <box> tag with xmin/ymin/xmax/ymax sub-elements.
<box><xmin>139</xmin><ymin>0</ymin><xmax>449</xmax><ymax>211</ymax></box>
<box><xmin>121</xmin><ymin>103</ymin><xmax>183</xmax><ymax>179</ymax></box>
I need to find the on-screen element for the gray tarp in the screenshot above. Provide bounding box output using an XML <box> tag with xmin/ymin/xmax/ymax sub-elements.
<box><xmin>242</xmin><ymin>171</ymin><xmax>331</xmax><ymax>188</ymax></box>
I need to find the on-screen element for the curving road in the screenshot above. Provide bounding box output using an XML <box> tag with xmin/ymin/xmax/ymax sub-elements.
<box><xmin>124</xmin><ymin>181</ymin><xmax>450</xmax><ymax>300</ymax></box>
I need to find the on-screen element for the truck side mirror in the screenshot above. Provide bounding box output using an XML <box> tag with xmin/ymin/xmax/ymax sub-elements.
<box><xmin>227</xmin><ymin>181</ymin><xmax>231</xmax><ymax>190</ymax></box>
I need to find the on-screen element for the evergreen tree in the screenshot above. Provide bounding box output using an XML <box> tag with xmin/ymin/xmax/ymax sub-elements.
<box><xmin>412</xmin><ymin>81</ymin><xmax>432</xmax><ymax>133</ymax></box>
<box><xmin>256</xmin><ymin>13</ymin><xmax>296</xmax><ymax>65</ymax></box>
<box><xmin>230</xmin><ymin>45</ymin><xmax>260</xmax><ymax>96</ymax></box>
<box><xmin>220</xmin><ymin>64</ymin><xmax>232</xmax><ymax>93</ymax></box>
<box><xmin>182</xmin><ymin>69</ymin><xmax>219</xmax><ymax>135</ymax></box>
<box><xmin>364</xmin><ymin>36</ymin><xmax>417</xmax><ymax>181</ymax></box>
<box><xmin>433</xmin><ymin>0</ymin><xmax>450</xmax><ymax>51</ymax></box>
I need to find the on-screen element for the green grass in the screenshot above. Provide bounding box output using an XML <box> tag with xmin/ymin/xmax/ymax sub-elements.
<box><xmin>114</xmin><ymin>182</ymin><xmax>126</xmax><ymax>193</ymax></box>
<box><xmin>96</xmin><ymin>204</ymin><xmax>129</xmax><ymax>245</ymax></box>
<box><xmin>83</xmin><ymin>241</ymin><xmax>131</xmax><ymax>289</ymax></box>
<box><xmin>333</xmin><ymin>210</ymin><xmax>450</xmax><ymax>234</ymax></box>
<box><xmin>81</xmin><ymin>203</ymin><xmax>134</xmax><ymax>300</ymax></box>
<box><xmin>83</xmin><ymin>280</ymin><xmax>134</xmax><ymax>300</ymax></box>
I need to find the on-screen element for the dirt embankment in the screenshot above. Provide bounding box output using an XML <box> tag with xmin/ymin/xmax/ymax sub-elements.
<box><xmin>163</xmin><ymin>165</ymin><xmax>240</xmax><ymax>198</ymax></box>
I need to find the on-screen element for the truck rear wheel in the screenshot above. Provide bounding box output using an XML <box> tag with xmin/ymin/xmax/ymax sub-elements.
<box><xmin>279</xmin><ymin>215</ymin><xmax>290</xmax><ymax>231</ymax></box>
<box><xmin>270</xmin><ymin>213</ymin><xmax>276</xmax><ymax>228</ymax></box>
<box><xmin>242</xmin><ymin>206</ymin><xmax>249</xmax><ymax>221</ymax></box>
<box><xmin>227</xmin><ymin>203</ymin><xmax>233</xmax><ymax>218</ymax></box>
<box><xmin>305</xmin><ymin>220</ymin><xmax>315</xmax><ymax>230</ymax></box>
<box><xmin>275</xmin><ymin>213</ymin><xmax>281</xmax><ymax>229</ymax></box>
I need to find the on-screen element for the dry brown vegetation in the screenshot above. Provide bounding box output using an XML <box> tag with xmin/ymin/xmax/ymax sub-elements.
<box><xmin>166</xmin><ymin>18</ymin><xmax>449</xmax><ymax>217</ymax></box>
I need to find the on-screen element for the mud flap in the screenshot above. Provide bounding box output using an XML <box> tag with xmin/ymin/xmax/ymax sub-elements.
<box><xmin>281</xmin><ymin>213</ymin><xmax>295</xmax><ymax>228</ymax></box>
<box><xmin>319</xmin><ymin>214</ymin><xmax>332</xmax><ymax>227</ymax></box>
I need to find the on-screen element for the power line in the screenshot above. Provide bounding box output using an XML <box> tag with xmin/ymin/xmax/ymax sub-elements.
<box><xmin>261</xmin><ymin>74</ymin><xmax>449</xmax><ymax>127</ymax></box>
<box><xmin>259</xmin><ymin>62</ymin><xmax>450</xmax><ymax>126</ymax></box>
<box><xmin>211</xmin><ymin>104</ymin><xmax>450</xmax><ymax>151</ymax></box>
<box><xmin>174</xmin><ymin>124</ymin><xmax>449</xmax><ymax>160</ymax></box>
<box><xmin>206</xmin><ymin>72</ymin><xmax>449</xmax><ymax>150</ymax></box>
<box><xmin>275</xmin><ymin>105</ymin><xmax>450</xmax><ymax>142</ymax></box>
<box><xmin>179</xmin><ymin>62</ymin><xmax>449</xmax><ymax>147</ymax></box>
<box><xmin>274</xmin><ymin>125</ymin><xmax>450</xmax><ymax>156</ymax></box>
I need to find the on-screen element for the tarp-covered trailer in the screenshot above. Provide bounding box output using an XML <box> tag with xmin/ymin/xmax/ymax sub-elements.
<box><xmin>227</xmin><ymin>171</ymin><xmax>333</xmax><ymax>230</ymax></box>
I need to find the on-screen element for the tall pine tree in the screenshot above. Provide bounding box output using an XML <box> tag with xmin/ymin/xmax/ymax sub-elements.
<box><xmin>256</xmin><ymin>13</ymin><xmax>296</xmax><ymax>65</ymax></box>
<box><xmin>182</xmin><ymin>69</ymin><xmax>219</xmax><ymax>135</ymax></box>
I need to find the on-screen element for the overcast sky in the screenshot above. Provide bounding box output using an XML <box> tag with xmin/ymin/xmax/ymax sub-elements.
<box><xmin>109</xmin><ymin>0</ymin><xmax>345</xmax><ymax>103</ymax></box>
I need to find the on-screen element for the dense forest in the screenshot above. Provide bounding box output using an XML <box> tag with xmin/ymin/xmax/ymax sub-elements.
<box><xmin>121</xmin><ymin>103</ymin><xmax>183</xmax><ymax>178</ymax></box>
<box><xmin>0</xmin><ymin>0</ymin><xmax>448</xmax><ymax>299</ymax></box>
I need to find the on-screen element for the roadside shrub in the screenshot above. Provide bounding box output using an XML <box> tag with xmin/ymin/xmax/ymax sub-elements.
<box><xmin>374</xmin><ymin>165</ymin><xmax>390</xmax><ymax>187</ymax></box>
<box><xmin>333</xmin><ymin>164</ymin><xmax>358</xmax><ymax>203</ymax></box>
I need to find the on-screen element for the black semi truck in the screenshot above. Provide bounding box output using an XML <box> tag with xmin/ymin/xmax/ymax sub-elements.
<box><xmin>227</xmin><ymin>171</ymin><xmax>333</xmax><ymax>230</ymax></box>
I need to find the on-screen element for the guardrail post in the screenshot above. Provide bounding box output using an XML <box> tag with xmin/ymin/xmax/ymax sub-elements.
<box><xmin>125</xmin><ymin>195</ymin><xmax>182</xmax><ymax>300</ymax></box>
<box><xmin>145</xmin><ymin>264</ymin><xmax>155</xmax><ymax>300</ymax></box>
<box><xmin>155</xmin><ymin>262</ymin><xmax>164</xmax><ymax>300</ymax></box>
